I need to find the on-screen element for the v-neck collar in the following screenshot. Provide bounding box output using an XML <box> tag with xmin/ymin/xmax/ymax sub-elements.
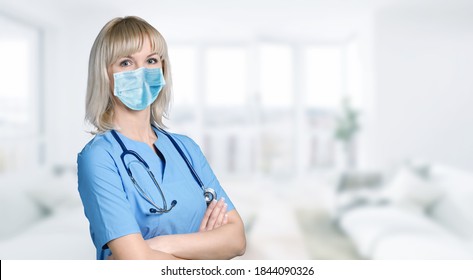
<box><xmin>111</xmin><ymin>127</ymin><xmax>167</xmax><ymax>180</ymax></box>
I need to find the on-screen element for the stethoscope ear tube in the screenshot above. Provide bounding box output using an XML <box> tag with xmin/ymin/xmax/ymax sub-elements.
<box><xmin>156</xmin><ymin>126</ymin><xmax>218</xmax><ymax>204</ymax></box>
<box><xmin>150</xmin><ymin>200</ymin><xmax>177</xmax><ymax>214</ymax></box>
<box><xmin>156</xmin><ymin>127</ymin><xmax>206</xmax><ymax>187</ymax></box>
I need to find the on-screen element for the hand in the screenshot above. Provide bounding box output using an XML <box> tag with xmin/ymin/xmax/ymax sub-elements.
<box><xmin>199</xmin><ymin>198</ymin><xmax>228</xmax><ymax>232</ymax></box>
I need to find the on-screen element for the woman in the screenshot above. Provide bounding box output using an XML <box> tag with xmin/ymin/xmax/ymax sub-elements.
<box><xmin>78</xmin><ymin>16</ymin><xmax>246</xmax><ymax>260</ymax></box>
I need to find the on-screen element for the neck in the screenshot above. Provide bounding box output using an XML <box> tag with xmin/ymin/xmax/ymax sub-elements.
<box><xmin>113</xmin><ymin>104</ymin><xmax>156</xmax><ymax>144</ymax></box>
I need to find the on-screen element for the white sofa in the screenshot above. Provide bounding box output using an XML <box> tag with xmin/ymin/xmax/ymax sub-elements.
<box><xmin>0</xmin><ymin>170</ymin><xmax>257</xmax><ymax>260</ymax></box>
<box><xmin>0</xmin><ymin>168</ymin><xmax>95</xmax><ymax>260</ymax></box>
<box><xmin>338</xmin><ymin>163</ymin><xmax>473</xmax><ymax>259</ymax></box>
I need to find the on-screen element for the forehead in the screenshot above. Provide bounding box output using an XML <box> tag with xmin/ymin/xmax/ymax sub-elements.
<box><xmin>109</xmin><ymin>34</ymin><xmax>160</xmax><ymax>62</ymax></box>
<box><xmin>106</xmin><ymin>21</ymin><xmax>167</xmax><ymax>64</ymax></box>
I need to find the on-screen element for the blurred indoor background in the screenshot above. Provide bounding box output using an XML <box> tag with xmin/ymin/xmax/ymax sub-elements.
<box><xmin>1</xmin><ymin>0</ymin><xmax>473</xmax><ymax>260</ymax></box>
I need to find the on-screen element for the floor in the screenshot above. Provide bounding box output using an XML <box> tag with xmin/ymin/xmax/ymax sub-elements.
<box><xmin>295</xmin><ymin>207</ymin><xmax>361</xmax><ymax>259</ymax></box>
<box><xmin>228</xmin><ymin>176</ymin><xmax>361</xmax><ymax>260</ymax></box>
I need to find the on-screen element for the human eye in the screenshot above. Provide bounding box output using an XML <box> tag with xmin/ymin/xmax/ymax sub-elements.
<box><xmin>119</xmin><ymin>59</ymin><xmax>133</xmax><ymax>67</ymax></box>
<box><xmin>147</xmin><ymin>57</ymin><xmax>159</xmax><ymax>64</ymax></box>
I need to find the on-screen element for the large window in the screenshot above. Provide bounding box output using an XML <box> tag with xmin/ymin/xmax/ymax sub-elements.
<box><xmin>305</xmin><ymin>46</ymin><xmax>343</xmax><ymax>109</ymax></box>
<box><xmin>259</xmin><ymin>44</ymin><xmax>293</xmax><ymax>108</ymax></box>
<box><xmin>167</xmin><ymin>40</ymin><xmax>362</xmax><ymax>178</ymax></box>
<box><xmin>0</xmin><ymin>15</ymin><xmax>42</xmax><ymax>173</ymax></box>
<box><xmin>0</xmin><ymin>40</ymin><xmax>30</xmax><ymax>124</ymax></box>
<box><xmin>204</xmin><ymin>47</ymin><xmax>248</xmax><ymax>107</ymax></box>
<box><xmin>303</xmin><ymin>41</ymin><xmax>362</xmax><ymax>170</ymax></box>
<box><xmin>168</xmin><ymin>46</ymin><xmax>197</xmax><ymax>108</ymax></box>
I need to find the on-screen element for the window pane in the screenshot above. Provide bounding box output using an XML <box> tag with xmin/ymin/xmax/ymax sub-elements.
<box><xmin>0</xmin><ymin>14</ymin><xmax>40</xmax><ymax>173</ymax></box>
<box><xmin>0</xmin><ymin>40</ymin><xmax>29</xmax><ymax>124</ymax></box>
<box><xmin>204</xmin><ymin>47</ymin><xmax>247</xmax><ymax>107</ymax></box>
<box><xmin>346</xmin><ymin>41</ymin><xmax>362</xmax><ymax>107</ymax></box>
<box><xmin>168</xmin><ymin>46</ymin><xmax>196</xmax><ymax>106</ymax></box>
<box><xmin>260</xmin><ymin>44</ymin><xmax>293</xmax><ymax>107</ymax></box>
<box><xmin>305</xmin><ymin>46</ymin><xmax>343</xmax><ymax>109</ymax></box>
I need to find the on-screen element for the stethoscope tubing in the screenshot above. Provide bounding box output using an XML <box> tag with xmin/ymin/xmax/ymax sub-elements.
<box><xmin>154</xmin><ymin>126</ymin><xmax>206</xmax><ymax>190</ymax></box>
<box><xmin>154</xmin><ymin>127</ymin><xmax>216</xmax><ymax>203</ymax></box>
<box><xmin>110</xmin><ymin>126</ymin><xmax>215</xmax><ymax>213</ymax></box>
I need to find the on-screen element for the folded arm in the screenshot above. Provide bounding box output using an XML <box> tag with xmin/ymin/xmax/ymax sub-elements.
<box><xmin>146</xmin><ymin>208</ymin><xmax>246</xmax><ymax>260</ymax></box>
<box><xmin>107</xmin><ymin>199</ymin><xmax>246</xmax><ymax>260</ymax></box>
<box><xmin>107</xmin><ymin>233</ymin><xmax>183</xmax><ymax>260</ymax></box>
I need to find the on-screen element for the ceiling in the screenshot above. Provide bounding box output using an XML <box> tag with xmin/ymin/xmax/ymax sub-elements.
<box><xmin>4</xmin><ymin>0</ymin><xmax>473</xmax><ymax>21</ymax></box>
<box><xmin>2</xmin><ymin>0</ymin><xmax>472</xmax><ymax>42</ymax></box>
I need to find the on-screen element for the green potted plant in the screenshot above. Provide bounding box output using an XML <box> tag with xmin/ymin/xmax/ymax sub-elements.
<box><xmin>334</xmin><ymin>97</ymin><xmax>361</xmax><ymax>169</ymax></box>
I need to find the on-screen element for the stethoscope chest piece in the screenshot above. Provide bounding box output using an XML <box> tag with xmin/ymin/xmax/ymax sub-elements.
<box><xmin>204</xmin><ymin>187</ymin><xmax>217</xmax><ymax>205</ymax></box>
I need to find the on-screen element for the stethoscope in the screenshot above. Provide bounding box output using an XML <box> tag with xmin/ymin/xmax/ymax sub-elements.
<box><xmin>110</xmin><ymin>126</ymin><xmax>216</xmax><ymax>214</ymax></box>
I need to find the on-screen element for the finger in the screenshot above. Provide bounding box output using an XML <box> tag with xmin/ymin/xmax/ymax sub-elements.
<box><xmin>214</xmin><ymin>203</ymin><xmax>228</xmax><ymax>228</ymax></box>
<box><xmin>206</xmin><ymin>198</ymin><xmax>225</xmax><ymax>230</ymax></box>
<box><xmin>199</xmin><ymin>199</ymin><xmax>217</xmax><ymax>231</ymax></box>
<box><xmin>206</xmin><ymin>198</ymin><xmax>224</xmax><ymax>230</ymax></box>
<box><xmin>223</xmin><ymin>213</ymin><xmax>229</xmax><ymax>225</ymax></box>
<box><xmin>200</xmin><ymin>199</ymin><xmax>217</xmax><ymax>230</ymax></box>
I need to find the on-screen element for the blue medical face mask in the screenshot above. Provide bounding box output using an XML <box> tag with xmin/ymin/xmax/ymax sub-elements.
<box><xmin>113</xmin><ymin>67</ymin><xmax>166</xmax><ymax>111</ymax></box>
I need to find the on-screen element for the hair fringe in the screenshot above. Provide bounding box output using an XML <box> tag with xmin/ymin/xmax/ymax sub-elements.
<box><xmin>85</xmin><ymin>16</ymin><xmax>173</xmax><ymax>134</ymax></box>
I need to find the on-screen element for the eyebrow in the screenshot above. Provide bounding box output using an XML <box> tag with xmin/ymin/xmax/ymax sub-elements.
<box><xmin>121</xmin><ymin>53</ymin><xmax>158</xmax><ymax>60</ymax></box>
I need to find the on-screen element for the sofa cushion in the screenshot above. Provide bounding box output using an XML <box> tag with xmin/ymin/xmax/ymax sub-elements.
<box><xmin>339</xmin><ymin>205</ymin><xmax>454</xmax><ymax>258</ymax></box>
<box><xmin>26</xmin><ymin>172</ymin><xmax>82</xmax><ymax>212</ymax></box>
<box><xmin>381</xmin><ymin>167</ymin><xmax>443</xmax><ymax>213</ymax></box>
<box><xmin>0</xmin><ymin>207</ymin><xmax>95</xmax><ymax>259</ymax></box>
<box><xmin>428</xmin><ymin>165</ymin><xmax>473</xmax><ymax>239</ymax></box>
<box><xmin>0</xmin><ymin>168</ymin><xmax>81</xmax><ymax>240</ymax></box>
<box><xmin>372</xmin><ymin>230</ymin><xmax>473</xmax><ymax>259</ymax></box>
<box><xmin>0</xmin><ymin>181</ymin><xmax>44</xmax><ymax>239</ymax></box>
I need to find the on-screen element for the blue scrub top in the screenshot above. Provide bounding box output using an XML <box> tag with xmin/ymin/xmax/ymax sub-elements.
<box><xmin>77</xmin><ymin>127</ymin><xmax>235</xmax><ymax>260</ymax></box>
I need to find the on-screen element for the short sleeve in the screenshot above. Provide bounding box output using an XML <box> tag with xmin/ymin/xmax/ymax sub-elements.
<box><xmin>77</xmin><ymin>144</ymin><xmax>141</xmax><ymax>252</ymax></box>
<box><xmin>174</xmin><ymin>135</ymin><xmax>235</xmax><ymax>211</ymax></box>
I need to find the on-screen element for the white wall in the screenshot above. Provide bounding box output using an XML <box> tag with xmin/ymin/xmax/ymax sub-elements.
<box><xmin>6</xmin><ymin>0</ymin><xmax>473</xmax><ymax>174</ymax></box>
<box><xmin>371</xmin><ymin>6</ymin><xmax>473</xmax><ymax>171</ymax></box>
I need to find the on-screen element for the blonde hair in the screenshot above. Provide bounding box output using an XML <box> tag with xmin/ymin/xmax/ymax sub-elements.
<box><xmin>85</xmin><ymin>16</ymin><xmax>172</xmax><ymax>133</ymax></box>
